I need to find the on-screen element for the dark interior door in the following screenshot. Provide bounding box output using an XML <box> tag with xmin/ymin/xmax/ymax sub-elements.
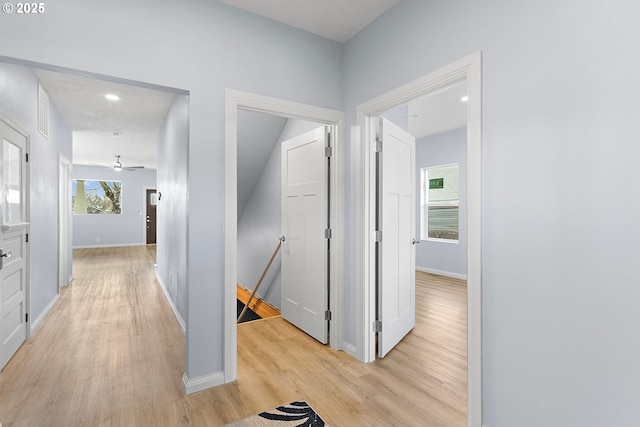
<box><xmin>146</xmin><ymin>189</ymin><xmax>157</xmax><ymax>244</ymax></box>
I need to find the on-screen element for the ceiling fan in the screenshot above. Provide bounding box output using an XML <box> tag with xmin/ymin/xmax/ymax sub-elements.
<box><xmin>112</xmin><ymin>154</ymin><xmax>144</xmax><ymax>171</ymax></box>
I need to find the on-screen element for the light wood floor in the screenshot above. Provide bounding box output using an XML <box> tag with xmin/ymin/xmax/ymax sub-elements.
<box><xmin>0</xmin><ymin>246</ymin><xmax>467</xmax><ymax>426</ymax></box>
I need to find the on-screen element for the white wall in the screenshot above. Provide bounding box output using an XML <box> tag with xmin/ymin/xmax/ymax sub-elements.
<box><xmin>237</xmin><ymin>118</ymin><xmax>322</xmax><ymax>309</ymax></box>
<box><xmin>0</xmin><ymin>61</ymin><xmax>73</xmax><ymax>331</ymax></box>
<box><xmin>157</xmin><ymin>94</ymin><xmax>189</xmax><ymax>325</ymax></box>
<box><xmin>71</xmin><ymin>165</ymin><xmax>156</xmax><ymax>247</ymax></box>
<box><xmin>0</xmin><ymin>0</ymin><xmax>343</xmax><ymax>384</ymax></box>
<box><xmin>415</xmin><ymin>128</ymin><xmax>467</xmax><ymax>279</ymax></box>
<box><xmin>343</xmin><ymin>1</ymin><xmax>640</xmax><ymax>426</ymax></box>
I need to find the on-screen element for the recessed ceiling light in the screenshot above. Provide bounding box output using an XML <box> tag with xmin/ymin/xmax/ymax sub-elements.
<box><xmin>105</xmin><ymin>94</ymin><xmax>120</xmax><ymax>101</ymax></box>
<box><xmin>461</xmin><ymin>95</ymin><xmax>469</xmax><ymax>102</ymax></box>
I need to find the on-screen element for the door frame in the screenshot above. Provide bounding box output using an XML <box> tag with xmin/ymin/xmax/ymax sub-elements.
<box><xmin>224</xmin><ymin>89</ymin><xmax>344</xmax><ymax>383</ymax></box>
<box><xmin>356</xmin><ymin>52</ymin><xmax>482</xmax><ymax>426</ymax></box>
<box><xmin>58</xmin><ymin>153</ymin><xmax>71</xmax><ymax>289</ymax></box>
<box><xmin>143</xmin><ymin>187</ymin><xmax>157</xmax><ymax>245</ymax></box>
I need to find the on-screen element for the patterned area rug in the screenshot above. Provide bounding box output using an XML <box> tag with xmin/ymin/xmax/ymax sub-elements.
<box><xmin>225</xmin><ymin>401</ymin><xmax>327</xmax><ymax>427</ymax></box>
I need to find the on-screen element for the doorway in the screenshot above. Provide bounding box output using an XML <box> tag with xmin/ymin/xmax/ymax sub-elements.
<box><xmin>145</xmin><ymin>188</ymin><xmax>157</xmax><ymax>245</ymax></box>
<box><xmin>357</xmin><ymin>52</ymin><xmax>482</xmax><ymax>426</ymax></box>
<box><xmin>236</xmin><ymin>111</ymin><xmax>330</xmax><ymax>339</ymax></box>
<box><xmin>224</xmin><ymin>90</ymin><xmax>344</xmax><ymax>383</ymax></box>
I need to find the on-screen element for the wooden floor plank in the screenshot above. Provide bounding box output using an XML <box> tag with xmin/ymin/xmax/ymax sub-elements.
<box><xmin>0</xmin><ymin>247</ymin><xmax>467</xmax><ymax>426</ymax></box>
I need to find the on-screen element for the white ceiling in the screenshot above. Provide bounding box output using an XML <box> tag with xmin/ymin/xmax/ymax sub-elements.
<box><xmin>408</xmin><ymin>80</ymin><xmax>467</xmax><ymax>139</ymax></box>
<box><xmin>34</xmin><ymin>69</ymin><xmax>175</xmax><ymax>170</ymax></box>
<box><xmin>218</xmin><ymin>0</ymin><xmax>399</xmax><ymax>43</ymax></box>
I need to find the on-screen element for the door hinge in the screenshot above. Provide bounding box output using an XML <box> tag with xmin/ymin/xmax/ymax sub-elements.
<box><xmin>374</xmin><ymin>230</ymin><xmax>382</xmax><ymax>243</ymax></box>
<box><xmin>26</xmin><ymin>153</ymin><xmax>29</xmax><ymax>162</ymax></box>
<box><xmin>325</xmin><ymin>129</ymin><xmax>332</xmax><ymax>157</ymax></box>
<box><xmin>25</xmin><ymin>233</ymin><xmax>29</xmax><ymax>243</ymax></box>
<box><xmin>375</xmin><ymin>139</ymin><xmax>382</xmax><ymax>153</ymax></box>
<box><xmin>325</xmin><ymin>310</ymin><xmax>332</xmax><ymax>321</ymax></box>
<box><xmin>374</xmin><ymin>320</ymin><xmax>382</xmax><ymax>333</ymax></box>
<box><xmin>325</xmin><ymin>228</ymin><xmax>332</xmax><ymax>239</ymax></box>
<box><xmin>26</xmin><ymin>313</ymin><xmax>29</xmax><ymax>323</ymax></box>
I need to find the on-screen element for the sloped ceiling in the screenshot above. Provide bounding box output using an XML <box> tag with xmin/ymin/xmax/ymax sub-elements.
<box><xmin>237</xmin><ymin>110</ymin><xmax>287</xmax><ymax>217</ymax></box>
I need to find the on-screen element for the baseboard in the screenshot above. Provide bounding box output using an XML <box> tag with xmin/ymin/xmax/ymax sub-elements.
<box><xmin>342</xmin><ymin>342</ymin><xmax>359</xmax><ymax>361</ymax></box>
<box><xmin>416</xmin><ymin>266</ymin><xmax>467</xmax><ymax>281</ymax></box>
<box><xmin>155</xmin><ymin>269</ymin><xmax>186</xmax><ymax>334</ymax></box>
<box><xmin>68</xmin><ymin>274</ymin><xmax>74</xmax><ymax>284</ymax></box>
<box><xmin>72</xmin><ymin>243</ymin><xmax>146</xmax><ymax>249</ymax></box>
<box><xmin>30</xmin><ymin>294</ymin><xmax>59</xmax><ymax>336</ymax></box>
<box><xmin>60</xmin><ymin>274</ymin><xmax>75</xmax><ymax>287</ymax></box>
<box><xmin>182</xmin><ymin>371</ymin><xmax>224</xmax><ymax>394</ymax></box>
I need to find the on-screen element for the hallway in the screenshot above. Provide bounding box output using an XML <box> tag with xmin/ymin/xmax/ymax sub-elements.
<box><xmin>0</xmin><ymin>246</ymin><xmax>466</xmax><ymax>426</ymax></box>
<box><xmin>0</xmin><ymin>246</ymin><xmax>186</xmax><ymax>426</ymax></box>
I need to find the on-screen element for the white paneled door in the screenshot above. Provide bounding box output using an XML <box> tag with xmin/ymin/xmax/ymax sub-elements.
<box><xmin>0</xmin><ymin>118</ymin><xmax>30</xmax><ymax>370</ymax></box>
<box><xmin>281</xmin><ymin>126</ymin><xmax>329</xmax><ymax>344</ymax></box>
<box><xmin>378</xmin><ymin>118</ymin><xmax>416</xmax><ymax>358</ymax></box>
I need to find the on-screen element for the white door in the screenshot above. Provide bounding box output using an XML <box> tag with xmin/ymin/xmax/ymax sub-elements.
<box><xmin>377</xmin><ymin>118</ymin><xmax>416</xmax><ymax>358</ymax></box>
<box><xmin>281</xmin><ymin>126</ymin><xmax>329</xmax><ymax>344</ymax></box>
<box><xmin>0</xmin><ymin>118</ymin><xmax>30</xmax><ymax>370</ymax></box>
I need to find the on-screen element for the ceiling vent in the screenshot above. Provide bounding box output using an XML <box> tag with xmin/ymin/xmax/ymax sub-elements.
<box><xmin>38</xmin><ymin>83</ymin><xmax>49</xmax><ymax>139</ymax></box>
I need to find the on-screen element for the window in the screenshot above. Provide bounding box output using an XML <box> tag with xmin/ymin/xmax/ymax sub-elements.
<box><xmin>72</xmin><ymin>180</ymin><xmax>122</xmax><ymax>215</ymax></box>
<box><xmin>421</xmin><ymin>164</ymin><xmax>459</xmax><ymax>242</ymax></box>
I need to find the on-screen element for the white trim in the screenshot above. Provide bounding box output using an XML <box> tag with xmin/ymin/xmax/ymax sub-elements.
<box><xmin>356</xmin><ymin>51</ymin><xmax>482</xmax><ymax>427</ymax></box>
<box><xmin>424</xmin><ymin>237</ymin><xmax>459</xmax><ymax>244</ymax></box>
<box><xmin>416</xmin><ymin>266</ymin><xmax>467</xmax><ymax>281</ymax></box>
<box><xmin>155</xmin><ymin>268</ymin><xmax>186</xmax><ymax>334</ymax></box>
<box><xmin>225</xmin><ymin>89</ymin><xmax>344</xmax><ymax>384</ymax></box>
<box><xmin>342</xmin><ymin>342</ymin><xmax>359</xmax><ymax>360</ymax></box>
<box><xmin>59</xmin><ymin>154</ymin><xmax>71</xmax><ymax>289</ymax></box>
<box><xmin>0</xmin><ymin>222</ymin><xmax>29</xmax><ymax>233</ymax></box>
<box><xmin>72</xmin><ymin>242</ymin><xmax>146</xmax><ymax>249</ymax></box>
<box><xmin>30</xmin><ymin>294</ymin><xmax>58</xmax><ymax>335</ymax></box>
<box><xmin>182</xmin><ymin>371</ymin><xmax>224</xmax><ymax>395</ymax></box>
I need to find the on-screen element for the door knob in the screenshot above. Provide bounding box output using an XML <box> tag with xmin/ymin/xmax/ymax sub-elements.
<box><xmin>0</xmin><ymin>248</ymin><xmax>11</xmax><ymax>271</ymax></box>
<box><xmin>412</xmin><ymin>239</ymin><xmax>420</xmax><ymax>245</ymax></box>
